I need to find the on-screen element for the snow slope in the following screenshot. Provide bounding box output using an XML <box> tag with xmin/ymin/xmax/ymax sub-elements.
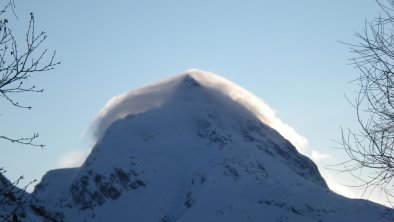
<box><xmin>30</xmin><ymin>70</ymin><xmax>392</xmax><ymax>221</ymax></box>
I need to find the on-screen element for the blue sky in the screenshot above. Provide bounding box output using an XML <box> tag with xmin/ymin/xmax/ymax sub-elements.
<box><xmin>0</xmin><ymin>0</ymin><xmax>387</xmax><ymax>204</ymax></box>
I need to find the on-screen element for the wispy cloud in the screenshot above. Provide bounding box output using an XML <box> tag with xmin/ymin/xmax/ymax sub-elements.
<box><xmin>57</xmin><ymin>149</ymin><xmax>89</xmax><ymax>168</ymax></box>
<box><xmin>311</xmin><ymin>150</ymin><xmax>332</xmax><ymax>163</ymax></box>
<box><xmin>325</xmin><ymin>176</ymin><xmax>357</xmax><ymax>199</ymax></box>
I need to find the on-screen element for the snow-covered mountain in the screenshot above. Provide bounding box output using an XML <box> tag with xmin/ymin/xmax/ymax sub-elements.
<box><xmin>29</xmin><ymin>70</ymin><xmax>392</xmax><ymax>221</ymax></box>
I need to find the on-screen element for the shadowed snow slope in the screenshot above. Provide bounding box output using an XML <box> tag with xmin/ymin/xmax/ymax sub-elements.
<box><xmin>30</xmin><ymin>70</ymin><xmax>392</xmax><ymax>221</ymax></box>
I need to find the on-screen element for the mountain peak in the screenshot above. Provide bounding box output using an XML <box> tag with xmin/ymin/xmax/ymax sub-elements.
<box><xmin>172</xmin><ymin>69</ymin><xmax>227</xmax><ymax>90</ymax></box>
<box><xmin>30</xmin><ymin>70</ymin><xmax>393</xmax><ymax>222</ymax></box>
<box><xmin>182</xmin><ymin>68</ymin><xmax>212</xmax><ymax>78</ymax></box>
<box><xmin>178</xmin><ymin>71</ymin><xmax>202</xmax><ymax>88</ymax></box>
<box><xmin>91</xmin><ymin>69</ymin><xmax>308</xmax><ymax>152</ymax></box>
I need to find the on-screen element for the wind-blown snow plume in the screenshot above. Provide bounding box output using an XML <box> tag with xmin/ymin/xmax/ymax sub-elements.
<box><xmin>90</xmin><ymin>69</ymin><xmax>309</xmax><ymax>152</ymax></box>
<box><xmin>58</xmin><ymin>149</ymin><xmax>90</xmax><ymax>168</ymax></box>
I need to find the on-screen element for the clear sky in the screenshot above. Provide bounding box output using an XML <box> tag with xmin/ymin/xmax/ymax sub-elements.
<box><xmin>0</xmin><ymin>0</ymin><xmax>388</xmax><ymax>205</ymax></box>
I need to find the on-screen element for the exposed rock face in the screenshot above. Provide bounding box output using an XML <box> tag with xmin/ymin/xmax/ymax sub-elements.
<box><xmin>29</xmin><ymin>70</ymin><xmax>393</xmax><ymax>222</ymax></box>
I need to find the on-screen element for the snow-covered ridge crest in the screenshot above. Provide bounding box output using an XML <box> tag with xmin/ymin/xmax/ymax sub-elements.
<box><xmin>91</xmin><ymin>69</ymin><xmax>308</xmax><ymax>152</ymax></box>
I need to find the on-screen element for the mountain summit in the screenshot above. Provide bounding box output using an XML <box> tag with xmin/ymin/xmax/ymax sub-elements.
<box><xmin>91</xmin><ymin>69</ymin><xmax>308</xmax><ymax>150</ymax></box>
<box><xmin>30</xmin><ymin>70</ymin><xmax>392</xmax><ymax>221</ymax></box>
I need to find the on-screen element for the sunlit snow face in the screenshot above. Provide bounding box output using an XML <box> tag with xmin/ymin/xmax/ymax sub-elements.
<box><xmin>89</xmin><ymin>69</ymin><xmax>309</xmax><ymax>153</ymax></box>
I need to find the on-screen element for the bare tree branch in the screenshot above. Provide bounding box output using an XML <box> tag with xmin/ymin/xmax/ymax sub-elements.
<box><xmin>340</xmin><ymin>0</ymin><xmax>394</xmax><ymax>204</ymax></box>
<box><xmin>0</xmin><ymin>0</ymin><xmax>59</xmax><ymax>221</ymax></box>
<box><xmin>0</xmin><ymin>1</ymin><xmax>59</xmax><ymax>147</ymax></box>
